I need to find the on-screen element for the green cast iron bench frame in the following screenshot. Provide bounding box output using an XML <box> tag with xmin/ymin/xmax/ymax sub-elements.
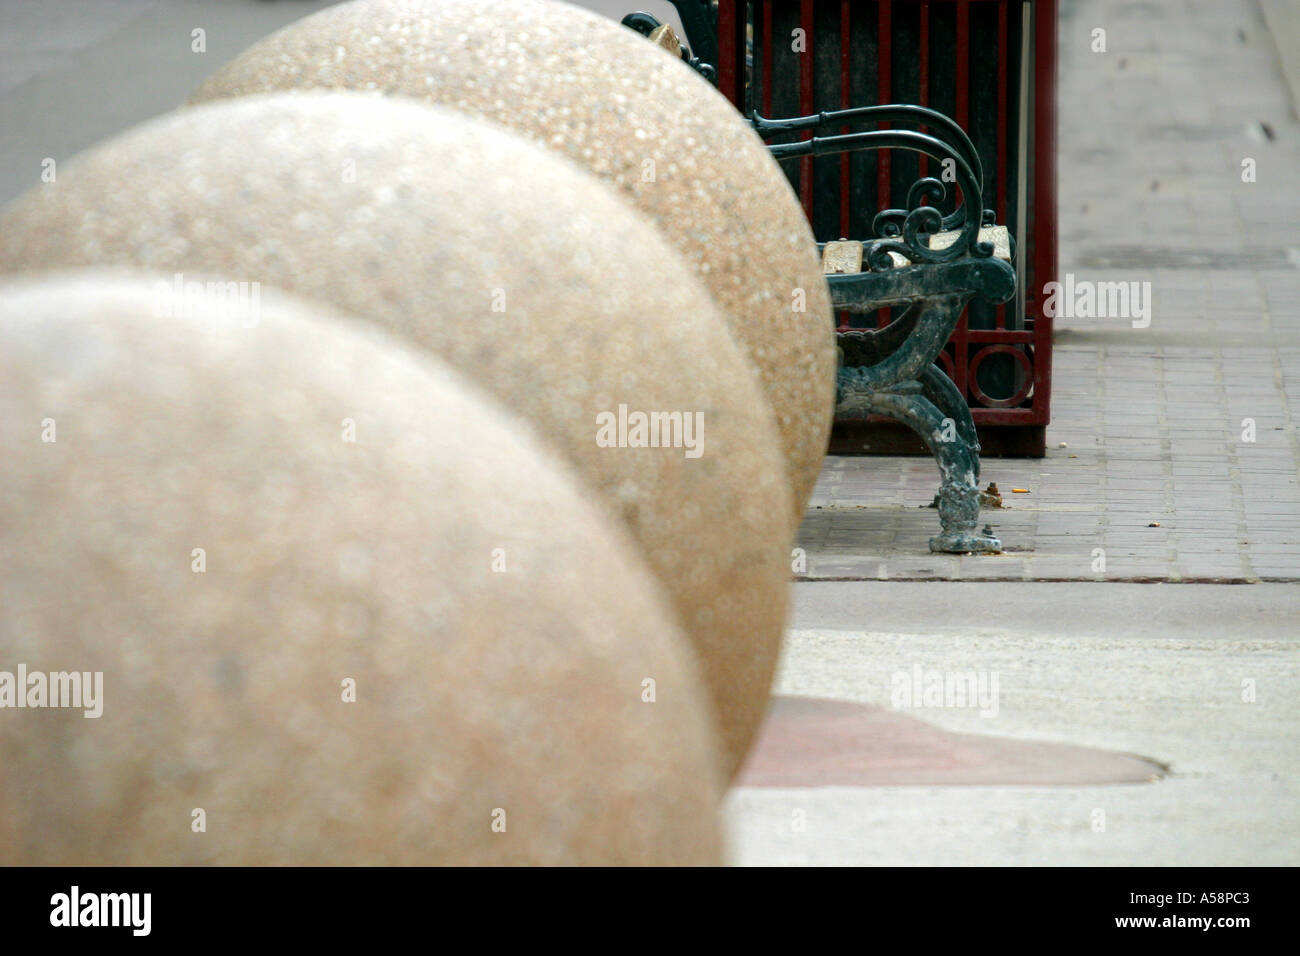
<box><xmin>625</xmin><ymin>12</ymin><xmax>1017</xmax><ymax>553</ymax></box>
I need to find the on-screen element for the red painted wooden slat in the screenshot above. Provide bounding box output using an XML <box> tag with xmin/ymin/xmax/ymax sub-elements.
<box><xmin>876</xmin><ymin>1</ymin><xmax>892</xmax><ymax>332</ymax></box>
<box><xmin>799</xmin><ymin>0</ymin><xmax>815</xmax><ymax>221</ymax></box>
<box><xmin>1032</xmin><ymin>0</ymin><xmax>1058</xmax><ymax>426</ymax></box>
<box><xmin>763</xmin><ymin>1</ymin><xmax>774</xmax><ymax>116</ymax></box>
<box><xmin>919</xmin><ymin>1</ymin><xmax>930</xmax><ymax>177</ymax></box>
<box><xmin>876</xmin><ymin>0</ymin><xmax>892</xmax><ymax>211</ymax></box>
<box><xmin>717</xmin><ymin>0</ymin><xmax>741</xmax><ymax>106</ymax></box>
<box><xmin>996</xmin><ymin>0</ymin><xmax>1008</xmax><ymax>330</ymax></box>
<box><xmin>840</xmin><ymin>0</ymin><xmax>852</xmax><ymax>239</ymax></box>
<box><xmin>956</xmin><ymin>1</ymin><xmax>970</xmax><ymax>126</ymax></box>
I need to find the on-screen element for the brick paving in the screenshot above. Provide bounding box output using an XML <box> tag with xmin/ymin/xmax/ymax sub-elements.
<box><xmin>799</xmin><ymin>0</ymin><xmax>1300</xmax><ymax>582</ymax></box>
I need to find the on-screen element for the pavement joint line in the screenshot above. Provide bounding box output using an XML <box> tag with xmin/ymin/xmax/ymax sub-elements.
<box><xmin>1273</xmin><ymin>345</ymin><xmax>1300</xmax><ymax>489</ymax></box>
<box><xmin>1216</xmin><ymin>343</ymin><xmax>1259</xmax><ymax>581</ymax></box>
<box><xmin>791</xmin><ymin>576</ymin><xmax>1283</xmax><ymax>584</ymax></box>
<box><xmin>1097</xmin><ymin>342</ymin><xmax>1115</xmax><ymax>577</ymax></box>
<box><xmin>1153</xmin><ymin>349</ymin><xmax>1183</xmax><ymax>582</ymax></box>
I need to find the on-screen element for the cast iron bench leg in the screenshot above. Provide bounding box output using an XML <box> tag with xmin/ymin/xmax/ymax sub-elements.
<box><xmin>919</xmin><ymin>362</ymin><xmax>981</xmax><ymax>484</ymax></box>
<box><xmin>835</xmin><ymin>284</ymin><xmax>1003</xmax><ymax>553</ymax></box>
<box><xmin>867</xmin><ymin>390</ymin><xmax>998</xmax><ymax>553</ymax></box>
<box><xmin>838</xmin><ymin>371</ymin><xmax>1000</xmax><ymax>555</ymax></box>
<box><xmin>738</xmin><ymin>98</ymin><xmax>1017</xmax><ymax>554</ymax></box>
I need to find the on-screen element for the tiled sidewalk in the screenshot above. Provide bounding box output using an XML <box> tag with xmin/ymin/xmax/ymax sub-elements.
<box><xmin>798</xmin><ymin>0</ymin><xmax>1300</xmax><ymax>583</ymax></box>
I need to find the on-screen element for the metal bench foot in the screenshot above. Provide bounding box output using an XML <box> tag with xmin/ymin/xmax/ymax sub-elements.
<box><xmin>930</xmin><ymin>482</ymin><xmax>1002</xmax><ymax>554</ymax></box>
<box><xmin>848</xmin><ymin>383</ymin><xmax>1000</xmax><ymax>554</ymax></box>
<box><xmin>746</xmin><ymin>101</ymin><xmax>1018</xmax><ymax>556</ymax></box>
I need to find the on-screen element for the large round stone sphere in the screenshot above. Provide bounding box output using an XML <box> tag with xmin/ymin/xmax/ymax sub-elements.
<box><xmin>0</xmin><ymin>273</ymin><xmax>722</xmax><ymax>865</ymax></box>
<box><xmin>0</xmin><ymin>93</ymin><xmax>789</xmax><ymax>779</ymax></box>
<box><xmin>189</xmin><ymin>0</ymin><xmax>836</xmax><ymax>521</ymax></box>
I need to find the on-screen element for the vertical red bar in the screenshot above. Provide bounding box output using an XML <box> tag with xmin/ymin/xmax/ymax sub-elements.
<box><xmin>954</xmin><ymin>0</ymin><xmax>971</xmax><ymax>295</ymax></box>
<box><xmin>996</xmin><ymin>0</ymin><xmax>1007</xmax><ymax>224</ymax></box>
<box><xmin>956</xmin><ymin>0</ymin><xmax>970</xmax><ymax>127</ymax></box>
<box><xmin>799</xmin><ymin>0</ymin><xmax>815</xmax><ymax>221</ymax></box>
<box><xmin>918</xmin><ymin>1</ymin><xmax>929</xmax><ymax>177</ymax></box>
<box><xmin>840</xmin><ymin>0</ymin><xmax>852</xmax><ymax>238</ymax></box>
<box><xmin>717</xmin><ymin>1</ymin><xmax>742</xmax><ymax>106</ymax></box>
<box><xmin>953</xmin><ymin>322</ymin><xmax>969</xmax><ymax>400</ymax></box>
<box><xmin>876</xmin><ymin>0</ymin><xmax>892</xmax><ymax>331</ymax></box>
<box><xmin>1033</xmin><ymin>0</ymin><xmax>1059</xmax><ymax>426</ymax></box>
<box><xmin>762</xmin><ymin>0</ymin><xmax>773</xmax><ymax>116</ymax></box>
<box><xmin>952</xmin><ymin>2</ymin><xmax>970</xmax><ymax>397</ymax></box>
<box><xmin>874</xmin><ymin>1</ymin><xmax>893</xmax><ymax>331</ymax></box>
<box><xmin>876</xmin><ymin>0</ymin><xmax>892</xmax><ymax>214</ymax></box>
<box><xmin>995</xmin><ymin>0</ymin><xmax>1008</xmax><ymax>329</ymax></box>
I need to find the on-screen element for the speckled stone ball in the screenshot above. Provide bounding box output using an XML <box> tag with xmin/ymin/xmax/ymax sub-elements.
<box><xmin>189</xmin><ymin>0</ymin><xmax>836</xmax><ymax>521</ymax></box>
<box><xmin>0</xmin><ymin>273</ymin><xmax>722</xmax><ymax>866</ymax></box>
<box><xmin>0</xmin><ymin>93</ymin><xmax>790</xmax><ymax>779</ymax></box>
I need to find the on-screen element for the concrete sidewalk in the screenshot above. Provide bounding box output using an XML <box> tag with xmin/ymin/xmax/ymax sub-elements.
<box><xmin>726</xmin><ymin>581</ymin><xmax>1300</xmax><ymax>865</ymax></box>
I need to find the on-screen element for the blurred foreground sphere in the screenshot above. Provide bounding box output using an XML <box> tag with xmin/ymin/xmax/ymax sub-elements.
<box><xmin>0</xmin><ymin>273</ymin><xmax>722</xmax><ymax>865</ymax></box>
<box><xmin>190</xmin><ymin>0</ymin><xmax>836</xmax><ymax>523</ymax></box>
<box><xmin>0</xmin><ymin>93</ymin><xmax>790</xmax><ymax>779</ymax></box>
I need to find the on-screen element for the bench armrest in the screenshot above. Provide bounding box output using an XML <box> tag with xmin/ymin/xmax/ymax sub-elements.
<box><xmin>753</xmin><ymin>105</ymin><xmax>1000</xmax><ymax>267</ymax></box>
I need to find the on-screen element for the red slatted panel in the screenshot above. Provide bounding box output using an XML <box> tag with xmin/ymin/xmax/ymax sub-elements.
<box><xmin>710</xmin><ymin>1</ymin><xmax>1055</xmax><ymax>447</ymax></box>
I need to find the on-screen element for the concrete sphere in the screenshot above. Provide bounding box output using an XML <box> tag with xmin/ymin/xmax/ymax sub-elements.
<box><xmin>0</xmin><ymin>93</ymin><xmax>790</xmax><ymax>779</ymax></box>
<box><xmin>0</xmin><ymin>273</ymin><xmax>723</xmax><ymax>866</ymax></box>
<box><xmin>189</xmin><ymin>0</ymin><xmax>836</xmax><ymax>521</ymax></box>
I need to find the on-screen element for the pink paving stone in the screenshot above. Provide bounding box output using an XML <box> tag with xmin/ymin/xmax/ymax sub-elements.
<box><xmin>737</xmin><ymin>696</ymin><xmax>1166</xmax><ymax>788</ymax></box>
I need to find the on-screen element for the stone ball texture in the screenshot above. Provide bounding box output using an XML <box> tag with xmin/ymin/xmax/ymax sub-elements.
<box><xmin>189</xmin><ymin>0</ymin><xmax>836</xmax><ymax>522</ymax></box>
<box><xmin>0</xmin><ymin>92</ymin><xmax>790</xmax><ymax>780</ymax></box>
<box><xmin>0</xmin><ymin>272</ymin><xmax>724</xmax><ymax>866</ymax></box>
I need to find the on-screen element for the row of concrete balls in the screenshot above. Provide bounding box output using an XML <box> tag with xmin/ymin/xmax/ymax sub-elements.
<box><xmin>0</xmin><ymin>0</ymin><xmax>835</xmax><ymax>864</ymax></box>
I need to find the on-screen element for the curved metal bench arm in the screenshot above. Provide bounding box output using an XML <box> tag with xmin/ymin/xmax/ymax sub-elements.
<box><xmin>765</xmin><ymin>128</ymin><xmax>994</xmax><ymax>269</ymax></box>
<box><xmin>751</xmin><ymin>105</ymin><xmax>993</xmax><ymax>235</ymax></box>
<box><xmin>755</xmin><ymin>113</ymin><xmax>1018</xmax><ymax>553</ymax></box>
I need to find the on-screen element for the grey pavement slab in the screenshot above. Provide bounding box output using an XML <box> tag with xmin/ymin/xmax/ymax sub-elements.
<box><xmin>0</xmin><ymin>1</ymin><xmax>348</xmax><ymax>206</ymax></box>
<box><xmin>725</xmin><ymin>582</ymin><xmax>1300</xmax><ymax>865</ymax></box>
